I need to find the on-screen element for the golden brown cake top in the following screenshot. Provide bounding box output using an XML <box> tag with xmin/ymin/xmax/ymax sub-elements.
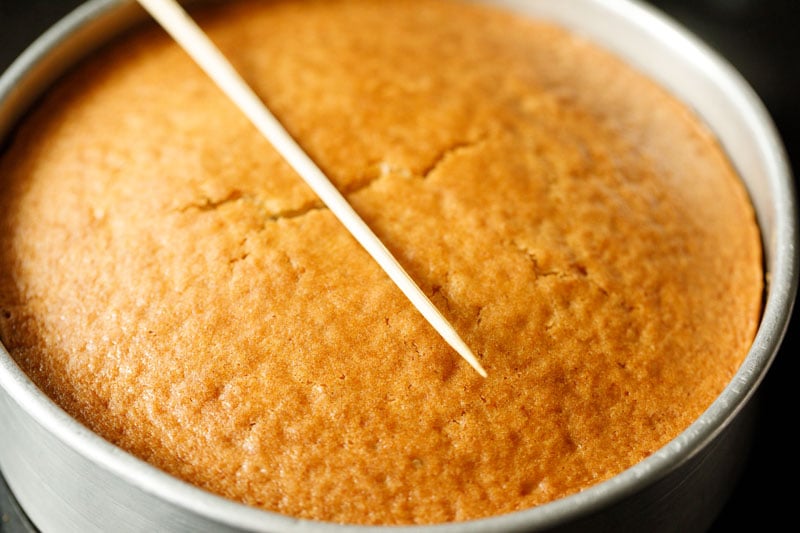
<box><xmin>0</xmin><ymin>0</ymin><xmax>762</xmax><ymax>525</ymax></box>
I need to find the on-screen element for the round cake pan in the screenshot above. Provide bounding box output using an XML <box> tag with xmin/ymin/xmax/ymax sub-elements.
<box><xmin>0</xmin><ymin>1</ymin><xmax>796</xmax><ymax>532</ymax></box>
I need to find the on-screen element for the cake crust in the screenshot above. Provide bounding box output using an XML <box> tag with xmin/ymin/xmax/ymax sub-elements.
<box><xmin>0</xmin><ymin>0</ymin><xmax>762</xmax><ymax>525</ymax></box>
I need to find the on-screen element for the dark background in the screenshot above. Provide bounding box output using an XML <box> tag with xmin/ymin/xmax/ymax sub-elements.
<box><xmin>1</xmin><ymin>1</ymin><xmax>798</xmax><ymax>531</ymax></box>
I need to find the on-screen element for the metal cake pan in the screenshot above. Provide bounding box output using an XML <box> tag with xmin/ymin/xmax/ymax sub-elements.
<box><xmin>0</xmin><ymin>0</ymin><xmax>796</xmax><ymax>531</ymax></box>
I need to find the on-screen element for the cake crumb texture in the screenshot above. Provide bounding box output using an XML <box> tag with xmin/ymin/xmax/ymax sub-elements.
<box><xmin>0</xmin><ymin>0</ymin><xmax>762</xmax><ymax>525</ymax></box>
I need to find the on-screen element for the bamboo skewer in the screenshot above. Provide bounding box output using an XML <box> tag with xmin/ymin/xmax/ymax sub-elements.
<box><xmin>135</xmin><ymin>0</ymin><xmax>488</xmax><ymax>378</ymax></box>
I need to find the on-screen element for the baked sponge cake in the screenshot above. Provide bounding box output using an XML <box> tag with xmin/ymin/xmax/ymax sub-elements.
<box><xmin>0</xmin><ymin>0</ymin><xmax>763</xmax><ymax>525</ymax></box>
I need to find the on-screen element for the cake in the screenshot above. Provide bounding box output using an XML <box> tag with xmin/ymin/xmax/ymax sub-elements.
<box><xmin>0</xmin><ymin>0</ymin><xmax>763</xmax><ymax>525</ymax></box>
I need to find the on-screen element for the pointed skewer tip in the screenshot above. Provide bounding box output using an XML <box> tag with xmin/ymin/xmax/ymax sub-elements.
<box><xmin>459</xmin><ymin>345</ymin><xmax>488</xmax><ymax>378</ymax></box>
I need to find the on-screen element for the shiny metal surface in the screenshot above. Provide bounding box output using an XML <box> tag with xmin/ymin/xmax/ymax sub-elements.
<box><xmin>0</xmin><ymin>470</ymin><xmax>37</xmax><ymax>532</ymax></box>
<box><xmin>0</xmin><ymin>1</ymin><xmax>796</xmax><ymax>532</ymax></box>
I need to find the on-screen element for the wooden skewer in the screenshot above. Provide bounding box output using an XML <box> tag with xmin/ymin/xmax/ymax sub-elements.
<box><xmin>135</xmin><ymin>0</ymin><xmax>488</xmax><ymax>378</ymax></box>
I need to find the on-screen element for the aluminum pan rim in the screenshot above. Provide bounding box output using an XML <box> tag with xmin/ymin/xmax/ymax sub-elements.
<box><xmin>0</xmin><ymin>0</ymin><xmax>796</xmax><ymax>531</ymax></box>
